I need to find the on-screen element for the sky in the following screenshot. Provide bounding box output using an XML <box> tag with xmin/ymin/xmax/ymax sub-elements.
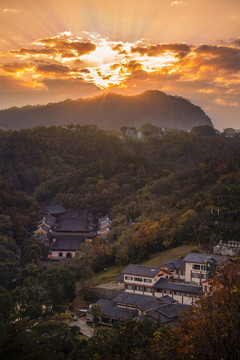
<box><xmin>0</xmin><ymin>0</ymin><xmax>240</xmax><ymax>130</ymax></box>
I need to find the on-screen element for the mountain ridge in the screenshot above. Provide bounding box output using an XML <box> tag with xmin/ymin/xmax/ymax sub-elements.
<box><xmin>0</xmin><ymin>90</ymin><xmax>213</xmax><ymax>130</ymax></box>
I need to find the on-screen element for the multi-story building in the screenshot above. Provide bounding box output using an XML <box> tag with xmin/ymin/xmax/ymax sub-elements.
<box><xmin>183</xmin><ymin>253</ymin><xmax>229</xmax><ymax>286</ymax></box>
<box><xmin>116</xmin><ymin>253</ymin><xmax>229</xmax><ymax>305</ymax></box>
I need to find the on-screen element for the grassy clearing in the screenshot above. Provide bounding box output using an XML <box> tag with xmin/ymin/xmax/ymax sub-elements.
<box><xmin>90</xmin><ymin>243</ymin><xmax>200</xmax><ymax>285</ymax></box>
<box><xmin>89</xmin><ymin>266</ymin><xmax>124</xmax><ymax>285</ymax></box>
<box><xmin>140</xmin><ymin>243</ymin><xmax>200</xmax><ymax>267</ymax></box>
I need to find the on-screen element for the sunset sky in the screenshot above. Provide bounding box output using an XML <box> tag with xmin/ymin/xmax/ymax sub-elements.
<box><xmin>0</xmin><ymin>0</ymin><xmax>240</xmax><ymax>129</ymax></box>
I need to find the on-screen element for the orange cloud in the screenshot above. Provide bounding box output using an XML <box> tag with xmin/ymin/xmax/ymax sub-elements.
<box><xmin>0</xmin><ymin>32</ymin><xmax>240</xmax><ymax>119</ymax></box>
<box><xmin>131</xmin><ymin>43</ymin><xmax>191</xmax><ymax>58</ymax></box>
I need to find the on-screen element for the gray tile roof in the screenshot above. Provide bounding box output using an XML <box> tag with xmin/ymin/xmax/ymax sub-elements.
<box><xmin>138</xmin><ymin>303</ymin><xmax>189</xmax><ymax>324</ymax></box>
<box><xmin>116</xmin><ymin>273</ymin><xmax>124</xmax><ymax>282</ymax></box>
<box><xmin>154</xmin><ymin>278</ymin><xmax>202</xmax><ymax>294</ymax></box>
<box><xmin>44</xmin><ymin>204</ymin><xmax>65</xmax><ymax>214</ymax></box>
<box><xmin>51</xmin><ymin>235</ymin><xmax>86</xmax><ymax>250</ymax></box>
<box><xmin>113</xmin><ymin>292</ymin><xmax>175</xmax><ymax>312</ymax></box>
<box><xmin>45</xmin><ymin>214</ymin><xmax>56</xmax><ymax>226</ymax></box>
<box><xmin>121</xmin><ymin>264</ymin><xmax>161</xmax><ymax>278</ymax></box>
<box><xmin>163</xmin><ymin>258</ymin><xmax>185</xmax><ymax>270</ymax></box>
<box><xmin>155</xmin><ymin>303</ymin><xmax>189</xmax><ymax>319</ymax></box>
<box><xmin>95</xmin><ymin>299</ymin><xmax>137</xmax><ymax>320</ymax></box>
<box><xmin>144</xmin><ymin>311</ymin><xmax>171</xmax><ymax>324</ymax></box>
<box><xmin>183</xmin><ymin>253</ymin><xmax>229</xmax><ymax>265</ymax></box>
<box><xmin>34</xmin><ymin>232</ymin><xmax>47</xmax><ymax>242</ymax></box>
<box><xmin>57</xmin><ymin>217</ymin><xmax>90</xmax><ymax>232</ymax></box>
<box><xmin>94</xmin><ymin>294</ymin><xmax>188</xmax><ymax>326</ymax></box>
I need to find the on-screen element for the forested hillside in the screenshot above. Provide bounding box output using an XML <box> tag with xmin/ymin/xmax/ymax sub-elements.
<box><xmin>0</xmin><ymin>124</ymin><xmax>240</xmax><ymax>265</ymax></box>
<box><xmin>1</xmin><ymin>124</ymin><xmax>240</xmax><ymax>359</ymax></box>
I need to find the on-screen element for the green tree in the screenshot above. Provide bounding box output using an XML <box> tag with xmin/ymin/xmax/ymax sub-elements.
<box><xmin>13</xmin><ymin>213</ymin><xmax>24</xmax><ymax>245</ymax></box>
<box><xmin>91</xmin><ymin>304</ymin><xmax>102</xmax><ymax>323</ymax></box>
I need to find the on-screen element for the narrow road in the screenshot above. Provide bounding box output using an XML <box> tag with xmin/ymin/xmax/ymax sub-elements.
<box><xmin>70</xmin><ymin>318</ymin><xmax>94</xmax><ymax>338</ymax></box>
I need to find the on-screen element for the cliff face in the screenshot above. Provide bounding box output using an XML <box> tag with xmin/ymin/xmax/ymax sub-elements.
<box><xmin>0</xmin><ymin>90</ymin><xmax>213</xmax><ymax>130</ymax></box>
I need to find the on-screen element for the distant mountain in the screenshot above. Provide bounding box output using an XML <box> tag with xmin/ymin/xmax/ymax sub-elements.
<box><xmin>0</xmin><ymin>90</ymin><xmax>213</xmax><ymax>130</ymax></box>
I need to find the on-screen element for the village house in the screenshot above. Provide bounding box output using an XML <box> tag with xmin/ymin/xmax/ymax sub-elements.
<box><xmin>214</xmin><ymin>240</ymin><xmax>240</xmax><ymax>256</ymax></box>
<box><xmin>183</xmin><ymin>253</ymin><xmax>229</xmax><ymax>286</ymax></box>
<box><xmin>89</xmin><ymin>292</ymin><xmax>188</xmax><ymax>326</ymax></box>
<box><xmin>116</xmin><ymin>262</ymin><xmax>202</xmax><ymax>305</ymax></box>
<box><xmin>115</xmin><ymin>253</ymin><xmax>229</xmax><ymax>305</ymax></box>
<box><xmin>88</xmin><ymin>251</ymin><xmax>230</xmax><ymax>326</ymax></box>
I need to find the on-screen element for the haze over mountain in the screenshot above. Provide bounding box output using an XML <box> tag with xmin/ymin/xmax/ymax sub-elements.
<box><xmin>0</xmin><ymin>90</ymin><xmax>212</xmax><ymax>130</ymax></box>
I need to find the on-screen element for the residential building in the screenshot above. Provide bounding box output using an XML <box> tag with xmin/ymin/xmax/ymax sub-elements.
<box><xmin>116</xmin><ymin>253</ymin><xmax>229</xmax><ymax>304</ymax></box>
<box><xmin>117</xmin><ymin>264</ymin><xmax>163</xmax><ymax>296</ymax></box>
<box><xmin>183</xmin><ymin>253</ymin><xmax>229</xmax><ymax>286</ymax></box>
<box><xmin>214</xmin><ymin>240</ymin><xmax>240</xmax><ymax>256</ymax></box>
<box><xmin>89</xmin><ymin>292</ymin><xmax>188</xmax><ymax>326</ymax></box>
<box><xmin>162</xmin><ymin>258</ymin><xmax>186</xmax><ymax>280</ymax></box>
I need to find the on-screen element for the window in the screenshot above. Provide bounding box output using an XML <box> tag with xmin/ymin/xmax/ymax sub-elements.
<box><xmin>201</xmin><ymin>265</ymin><xmax>207</xmax><ymax>271</ymax></box>
<box><xmin>181</xmin><ymin>270</ymin><xmax>185</xmax><ymax>276</ymax></box>
<box><xmin>126</xmin><ymin>284</ymin><xmax>133</xmax><ymax>290</ymax></box>
<box><xmin>66</xmin><ymin>253</ymin><xmax>72</xmax><ymax>259</ymax></box>
<box><xmin>125</xmin><ymin>276</ymin><xmax>133</xmax><ymax>280</ymax></box>
<box><xmin>134</xmin><ymin>277</ymin><xmax>143</xmax><ymax>282</ymax></box>
<box><xmin>184</xmin><ymin>293</ymin><xmax>191</xmax><ymax>297</ymax></box>
<box><xmin>201</xmin><ymin>274</ymin><xmax>207</xmax><ymax>279</ymax></box>
<box><xmin>174</xmin><ymin>291</ymin><xmax>181</xmax><ymax>296</ymax></box>
<box><xmin>192</xmin><ymin>273</ymin><xmax>201</xmax><ymax>278</ymax></box>
<box><xmin>135</xmin><ymin>286</ymin><xmax>143</xmax><ymax>292</ymax></box>
<box><xmin>192</xmin><ymin>264</ymin><xmax>200</xmax><ymax>270</ymax></box>
<box><xmin>164</xmin><ymin>289</ymin><xmax>172</xmax><ymax>295</ymax></box>
<box><xmin>176</xmin><ymin>270</ymin><xmax>179</xmax><ymax>275</ymax></box>
<box><xmin>144</xmin><ymin>287</ymin><xmax>152</xmax><ymax>293</ymax></box>
<box><xmin>59</xmin><ymin>252</ymin><xmax>63</xmax><ymax>257</ymax></box>
<box><xmin>144</xmin><ymin>278</ymin><xmax>152</xmax><ymax>283</ymax></box>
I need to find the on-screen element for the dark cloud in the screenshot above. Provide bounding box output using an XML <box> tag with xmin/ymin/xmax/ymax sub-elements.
<box><xmin>131</xmin><ymin>43</ymin><xmax>191</xmax><ymax>58</ymax></box>
<box><xmin>194</xmin><ymin>45</ymin><xmax>240</xmax><ymax>72</ymax></box>
<box><xmin>42</xmin><ymin>78</ymin><xmax>100</xmax><ymax>97</ymax></box>
<box><xmin>12</xmin><ymin>47</ymin><xmax>54</xmax><ymax>55</ymax></box>
<box><xmin>11</xmin><ymin>38</ymin><xmax>96</xmax><ymax>58</ymax></box>
<box><xmin>124</xmin><ymin>60</ymin><xmax>142</xmax><ymax>71</ymax></box>
<box><xmin>1</xmin><ymin>62</ymin><xmax>30</xmax><ymax>72</ymax></box>
<box><xmin>233</xmin><ymin>37</ymin><xmax>240</xmax><ymax>47</ymax></box>
<box><xmin>195</xmin><ymin>44</ymin><xmax>239</xmax><ymax>56</ymax></box>
<box><xmin>36</xmin><ymin>37</ymin><xmax>96</xmax><ymax>56</ymax></box>
<box><xmin>79</xmin><ymin>68</ymin><xmax>90</xmax><ymax>73</ymax></box>
<box><xmin>37</xmin><ymin>64</ymin><xmax>70</xmax><ymax>74</ymax></box>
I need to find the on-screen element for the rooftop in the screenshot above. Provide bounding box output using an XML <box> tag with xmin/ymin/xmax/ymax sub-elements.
<box><xmin>183</xmin><ymin>253</ymin><xmax>229</xmax><ymax>265</ymax></box>
<box><xmin>154</xmin><ymin>278</ymin><xmax>202</xmax><ymax>294</ymax></box>
<box><xmin>56</xmin><ymin>210</ymin><xmax>91</xmax><ymax>232</ymax></box>
<box><xmin>95</xmin><ymin>299</ymin><xmax>137</xmax><ymax>320</ymax></box>
<box><xmin>144</xmin><ymin>303</ymin><xmax>189</xmax><ymax>324</ymax></box>
<box><xmin>42</xmin><ymin>204</ymin><xmax>65</xmax><ymax>215</ymax></box>
<box><xmin>121</xmin><ymin>264</ymin><xmax>162</xmax><ymax>278</ymax></box>
<box><xmin>163</xmin><ymin>258</ymin><xmax>185</xmax><ymax>270</ymax></box>
<box><xmin>51</xmin><ymin>235</ymin><xmax>86</xmax><ymax>250</ymax></box>
<box><xmin>113</xmin><ymin>292</ymin><xmax>175</xmax><ymax>312</ymax></box>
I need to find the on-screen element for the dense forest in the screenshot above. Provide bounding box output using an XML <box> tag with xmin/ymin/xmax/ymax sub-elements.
<box><xmin>0</xmin><ymin>124</ymin><xmax>240</xmax><ymax>359</ymax></box>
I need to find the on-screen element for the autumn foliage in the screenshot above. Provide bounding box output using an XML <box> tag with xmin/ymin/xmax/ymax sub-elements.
<box><xmin>177</xmin><ymin>258</ymin><xmax>240</xmax><ymax>359</ymax></box>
